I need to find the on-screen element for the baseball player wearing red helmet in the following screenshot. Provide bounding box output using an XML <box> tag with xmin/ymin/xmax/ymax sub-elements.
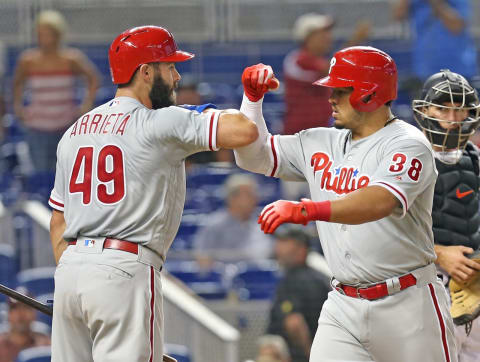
<box><xmin>235</xmin><ymin>47</ymin><xmax>457</xmax><ymax>361</ymax></box>
<box><xmin>48</xmin><ymin>25</ymin><xmax>258</xmax><ymax>362</ymax></box>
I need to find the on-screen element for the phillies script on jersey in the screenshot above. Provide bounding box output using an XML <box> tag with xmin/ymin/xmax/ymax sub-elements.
<box><xmin>311</xmin><ymin>152</ymin><xmax>370</xmax><ymax>195</ymax></box>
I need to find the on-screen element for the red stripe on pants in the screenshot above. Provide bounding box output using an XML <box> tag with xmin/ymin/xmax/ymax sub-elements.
<box><xmin>428</xmin><ymin>283</ymin><xmax>450</xmax><ymax>362</ymax></box>
<box><xmin>149</xmin><ymin>266</ymin><xmax>155</xmax><ymax>362</ymax></box>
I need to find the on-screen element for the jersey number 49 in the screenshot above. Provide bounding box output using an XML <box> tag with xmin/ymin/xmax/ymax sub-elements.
<box><xmin>69</xmin><ymin>145</ymin><xmax>125</xmax><ymax>205</ymax></box>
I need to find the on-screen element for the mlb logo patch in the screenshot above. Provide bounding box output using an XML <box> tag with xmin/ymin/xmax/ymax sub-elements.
<box><xmin>84</xmin><ymin>239</ymin><xmax>95</xmax><ymax>247</ymax></box>
<box><xmin>109</xmin><ymin>100</ymin><xmax>119</xmax><ymax>107</ymax></box>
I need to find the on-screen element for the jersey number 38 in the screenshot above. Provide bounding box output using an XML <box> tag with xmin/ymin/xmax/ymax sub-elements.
<box><xmin>69</xmin><ymin>145</ymin><xmax>125</xmax><ymax>205</ymax></box>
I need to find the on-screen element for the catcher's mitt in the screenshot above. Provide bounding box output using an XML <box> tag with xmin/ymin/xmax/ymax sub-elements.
<box><xmin>449</xmin><ymin>250</ymin><xmax>480</xmax><ymax>335</ymax></box>
<box><xmin>163</xmin><ymin>355</ymin><xmax>177</xmax><ymax>362</ymax></box>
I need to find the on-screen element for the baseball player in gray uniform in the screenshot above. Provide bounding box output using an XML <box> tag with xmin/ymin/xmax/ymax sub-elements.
<box><xmin>235</xmin><ymin>46</ymin><xmax>457</xmax><ymax>361</ymax></box>
<box><xmin>48</xmin><ymin>26</ymin><xmax>258</xmax><ymax>362</ymax></box>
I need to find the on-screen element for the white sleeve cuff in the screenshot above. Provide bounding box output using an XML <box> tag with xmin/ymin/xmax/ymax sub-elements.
<box><xmin>207</xmin><ymin>111</ymin><xmax>220</xmax><ymax>151</ymax></box>
<box><xmin>49</xmin><ymin>192</ymin><xmax>65</xmax><ymax>212</ymax></box>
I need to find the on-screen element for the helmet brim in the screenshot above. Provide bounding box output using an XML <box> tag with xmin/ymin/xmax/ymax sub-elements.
<box><xmin>160</xmin><ymin>50</ymin><xmax>195</xmax><ymax>63</ymax></box>
<box><xmin>313</xmin><ymin>75</ymin><xmax>352</xmax><ymax>88</ymax></box>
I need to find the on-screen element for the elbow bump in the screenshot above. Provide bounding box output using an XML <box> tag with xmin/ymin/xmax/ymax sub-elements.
<box><xmin>238</xmin><ymin>119</ymin><xmax>258</xmax><ymax>146</ymax></box>
<box><xmin>246</xmin><ymin>122</ymin><xmax>259</xmax><ymax>143</ymax></box>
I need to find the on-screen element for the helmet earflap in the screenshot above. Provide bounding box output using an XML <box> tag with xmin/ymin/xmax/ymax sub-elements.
<box><xmin>349</xmin><ymin>85</ymin><xmax>380</xmax><ymax>112</ymax></box>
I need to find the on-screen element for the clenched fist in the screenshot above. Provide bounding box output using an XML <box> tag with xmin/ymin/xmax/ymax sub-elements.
<box><xmin>242</xmin><ymin>63</ymin><xmax>280</xmax><ymax>102</ymax></box>
<box><xmin>258</xmin><ymin>200</ymin><xmax>308</xmax><ymax>234</ymax></box>
<box><xmin>258</xmin><ymin>198</ymin><xmax>331</xmax><ymax>234</ymax></box>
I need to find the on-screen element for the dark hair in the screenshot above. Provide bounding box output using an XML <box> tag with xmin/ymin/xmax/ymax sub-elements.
<box><xmin>274</xmin><ymin>225</ymin><xmax>311</xmax><ymax>248</ymax></box>
<box><xmin>117</xmin><ymin>62</ymin><xmax>161</xmax><ymax>88</ymax></box>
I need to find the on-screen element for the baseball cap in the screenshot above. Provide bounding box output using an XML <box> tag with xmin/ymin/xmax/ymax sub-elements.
<box><xmin>293</xmin><ymin>13</ymin><xmax>335</xmax><ymax>42</ymax></box>
<box><xmin>274</xmin><ymin>224</ymin><xmax>312</xmax><ymax>248</ymax></box>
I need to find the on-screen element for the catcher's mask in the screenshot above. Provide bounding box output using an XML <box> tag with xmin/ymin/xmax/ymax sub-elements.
<box><xmin>413</xmin><ymin>69</ymin><xmax>480</xmax><ymax>164</ymax></box>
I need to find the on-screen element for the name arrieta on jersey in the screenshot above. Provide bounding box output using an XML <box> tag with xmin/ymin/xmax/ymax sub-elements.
<box><xmin>69</xmin><ymin>112</ymin><xmax>131</xmax><ymax>137</ymax></box>
<box><xmin>311</xmin><ymin>152</ymin><xmax>370</xmax><ymax>195</ymax></box>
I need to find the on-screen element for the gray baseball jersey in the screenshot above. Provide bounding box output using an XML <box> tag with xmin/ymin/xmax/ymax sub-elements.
<box><xmin>249</xmin><ymin>120</ymin><xmax>437</xmax><ymax>285</ymax></box>
<box><xmin>49</xmin><ymin>96</ymin><xmax>220</xmax><ymax>259</ymax></box>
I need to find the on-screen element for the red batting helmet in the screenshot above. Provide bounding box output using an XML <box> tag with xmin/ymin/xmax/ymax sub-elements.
<box><xmin>314</xmin><ymin>46</ymin><xmax>397</xmax><ymax>112</ymax></box>
<box><xmin>108</xmin><ymin>25</ymin><xmax>195</xmax><ymax>84</ymax></box>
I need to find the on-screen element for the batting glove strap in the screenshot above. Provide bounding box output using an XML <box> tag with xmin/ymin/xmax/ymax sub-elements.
<box><xmin>301</xmin><ymin>198</ymin><xmax>331</xmax><ymax>222</ymax></box>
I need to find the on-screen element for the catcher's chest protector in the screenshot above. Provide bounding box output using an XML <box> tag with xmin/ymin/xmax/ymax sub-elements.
<box><xmin>432</xmin><ymin>143</ymin><xmax>480</xmax><ymax>249</ymax></box>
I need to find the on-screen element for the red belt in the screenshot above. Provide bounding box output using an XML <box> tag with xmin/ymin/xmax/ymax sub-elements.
<box><xmin>68</xmin><ymin>238</ymin><xmax>138</xmax><ymax>255</ymax></box>
<box><xmin>335</xmin><ymin>273</ymin><xmax>417</xmax><ymax>300</ymax></box>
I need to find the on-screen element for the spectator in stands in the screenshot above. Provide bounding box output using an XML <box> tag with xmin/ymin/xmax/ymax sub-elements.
<box><xmin>392</xmin><ymin>0</ymin><xmax>477</xmax><ymax>82</ymax></box>
<box><xmin>0</xmin><ymin>288</ymin><xmax>50</xmax><ymax>362</ymax></box>
<box><xmin>13</xmin><ymin>10</ymin><xmax>99</xmax><ymax>173</ymax></box>
<box><xmin>194</xmin><ymin>173</ymin><xmax>272</xmax><ymax>268</ymax></box>
<box><xmin>248</xmin><ymin>334</ymin><xmax>290</xmax><ymax>362</ymax></box>
<box><xmin>282</xmin><ymin>13</ymin><xmax>370</xmax><ymax>135</ymax></box>
<box><xmin>267</xmin><ymin>225</ymin><xmax>330</xmax><ymax>362</ymax></box>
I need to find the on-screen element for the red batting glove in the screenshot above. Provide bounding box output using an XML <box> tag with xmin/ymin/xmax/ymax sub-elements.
<box><xmin>258</xmin><ymin>199</ymin><xmax>332</xmax><ymax>234</ymax></box>
<box><xmin>258</xmin><ymin>200</ymin><xmax>308</xmax><ymax>234</ymax></box>
<box><xmin>242</xmin><ymin>63</ymin><xmax>280</xmax><ymax>102</ymax></box>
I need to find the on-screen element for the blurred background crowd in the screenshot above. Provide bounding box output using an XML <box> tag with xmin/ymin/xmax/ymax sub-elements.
<box><xmin>0</xmin><ymin>1</ymin><xmax>479</xmax><ymax>361</ymax></box>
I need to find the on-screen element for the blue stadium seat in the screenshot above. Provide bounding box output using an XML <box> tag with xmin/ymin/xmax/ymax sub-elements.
<box><xmin>17</xmin><ymin>267</ymin><xmax>56</xmax><ymax>297</ymax></box>
<box><xmin>232</xmin><ymin>260</ymin><xmax>280</xmax><ymax>300</ymax></box>
<box><xmin>25</xmin><ymin>172</ymin><xmax>55</xmax><ymax>205</ymax></box>
<box><xmin>172</xmin><ymin>221</ymin><xmax>200</xmax><ymax>251</ymax></box>
<box><xmin>0</xmin><ymin>244</ymin><xmax>18</xmax><ymax>288</ymax></box>
<box><xmin>166</xmin><ymin>261</ymin><xmax>227</xmax><ymax>300</ymax></box>
<box><xmin>165</xmin><ymin>344</ymin><xmax>191</xmax><ymax>362</ymax></box>
<box><xmin>15</xmin><ymin>346</ymin><xmax>51</xmax><ymax>362</ymax></box>
<box><xmin>187</xmin><ymin>165</ymin><xmax>235</xmax><ymax>190</ymax></box>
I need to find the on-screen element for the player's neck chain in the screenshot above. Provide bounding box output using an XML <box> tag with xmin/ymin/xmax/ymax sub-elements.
<box><xmin>384</xmin><ymin>115</ymin><xmax>398</xmax><ymax>127</ymax></box>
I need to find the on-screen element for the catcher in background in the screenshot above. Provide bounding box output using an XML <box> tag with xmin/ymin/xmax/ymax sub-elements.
<box><xmin>413</xmin><ymin>69</ymin><xmax>480</xmax><ymax>362</ymax></box>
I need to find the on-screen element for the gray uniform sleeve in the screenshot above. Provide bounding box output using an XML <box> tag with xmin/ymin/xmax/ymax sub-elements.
<box><xmin>369</xmin><ymin>139</ymin><xmax>437</xmax><ymax>218</ymax></box>
<box><xmin>273</xmin><ymin>134</ymin><xmax>307</xmax><ymax>181</ymax></box>
<box><xmin>148</xmin><ymin>106</ymin><xmax>220</xmax><ymax>161</ymax></box>
<box><xmin>234</xmin><ymin>95</ymin><xmax>305</xmax><ymax>181</ymax></box>
<box><xmin>49</xmin><ymin>138</ymin><xmax>66</xmax><ymax>212</ymax></box>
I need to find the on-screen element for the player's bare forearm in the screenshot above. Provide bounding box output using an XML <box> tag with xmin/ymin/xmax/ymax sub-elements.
<box><xmin>329</xmin><ymin>185</ymin><xmax>399</xmax><ymax>224</ymax></box>
<box><xmin>50</xmin><ymin>209</ymin><xmax>68</xmax><ymax>264</ymax></box>
<box><xmin>216</xmin><ymin>110</ymin><xmax>258</xmax><ymax>149</ymax></box>
<box><xmin>259</xmin><ymin>186</ymin><xmax>400</xmax><ymax>234</ymax></box>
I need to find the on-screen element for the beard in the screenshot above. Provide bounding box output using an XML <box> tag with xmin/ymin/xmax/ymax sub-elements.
<box><xmin>149</xmin><ymin>74</ymin><xmax>176</xmax><ymax>110</ymax></box>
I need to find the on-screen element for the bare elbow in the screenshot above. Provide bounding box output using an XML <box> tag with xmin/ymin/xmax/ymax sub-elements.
<box><xmin>234</xmin><ymin>112</ymin><xmax>258</xmax><ymax>147</ymax></box>
<box><xmin>243</xmin><ymin>119</ymin><xmax>259</xmax><ymax>145</ymax></box>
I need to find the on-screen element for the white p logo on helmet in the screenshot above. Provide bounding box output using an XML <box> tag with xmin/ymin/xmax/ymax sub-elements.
<box><xmin>328</xmin><ymin>57</ymin><xmax>336</xmax><ymax>74</ymax></box>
